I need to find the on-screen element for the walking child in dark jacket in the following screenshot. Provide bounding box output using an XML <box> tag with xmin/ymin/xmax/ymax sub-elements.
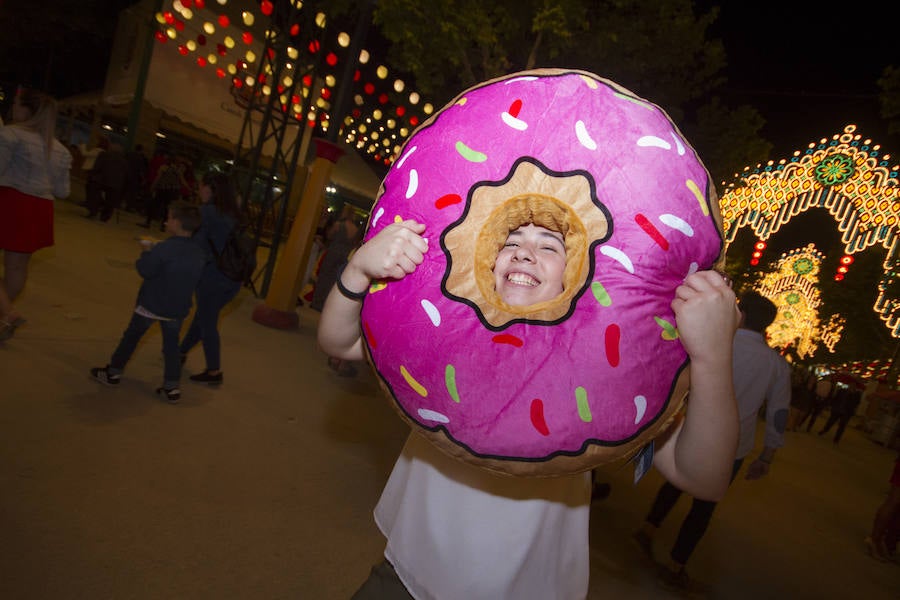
<box><xmin>91</xmin><ymin>202</ymin><xmax>207</xmax><ymax>403</ymax></box>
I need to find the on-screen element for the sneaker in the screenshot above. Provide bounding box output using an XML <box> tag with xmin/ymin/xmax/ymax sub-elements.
<box><xmin>189</xmin><ymin>370</ymin><xmax>223</xmax><ymax>385</ymax></box>
<box><xmin>156</xmin><ymin>386</ymin><xmax>181</xmax><ymax>404</ymax></box>
<box><xmin>91</xmin><ymin>366</ymin><xmax>121</xmax><ymax>386</ymax></box>
<box><xmin>657</xmin><ymin>564</ymin><xmax>710</xmax><ymax>595</ymax></box>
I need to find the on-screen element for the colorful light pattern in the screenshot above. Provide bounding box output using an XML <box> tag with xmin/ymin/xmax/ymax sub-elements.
<box><xmin>755</xmin><ymin>243</ymin><xmax>843</xmax><ymax>358</ymax></box>
<box><xmin>153</xmin><ymin>0</ymin><xmax>433</xmax><ymax>167</ymax></box>
<box><xmin>720</xmin><ymin>125</ymin><xmax>900</xmax><ymax>337</ymax></box>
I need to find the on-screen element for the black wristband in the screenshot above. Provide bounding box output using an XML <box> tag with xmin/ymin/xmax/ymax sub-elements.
<box><xmin>336</xmin><ymin>263</ymin><xmax>368</xmax><ymax>301</ymax></box>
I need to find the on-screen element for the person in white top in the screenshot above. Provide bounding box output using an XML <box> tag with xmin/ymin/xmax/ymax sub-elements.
<box><xmin>0</xmin><ymin>87</ymin><xmax>71</xmax><ymax>340</ymax></box>
<box><xmin>318</xmin><ymin>218</ymin><xmax>740</xmax><ymax>600</ymax></box>
<box><xmin>633</xmin><ymin>291</ymin><xmax>791</xmax><ymax>593</ymax></box>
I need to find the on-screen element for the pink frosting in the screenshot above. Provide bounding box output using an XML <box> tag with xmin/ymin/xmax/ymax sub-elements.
<box><xmin>360</xmin><ymin>71</ymin><xmax>721</xmax><ymax>463</ymax></box>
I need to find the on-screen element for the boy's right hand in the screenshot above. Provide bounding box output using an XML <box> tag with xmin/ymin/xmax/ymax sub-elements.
<box><xmin>340</xmin><ymin>220</ymin><xmax>428</xmax><ymax>291</ymax></box>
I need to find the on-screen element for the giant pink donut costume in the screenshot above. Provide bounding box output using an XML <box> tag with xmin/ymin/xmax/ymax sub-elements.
<box><xmin>359</xmin><ymin>69</ymin><xmax>723</xmax><ymax>477</ymax></box>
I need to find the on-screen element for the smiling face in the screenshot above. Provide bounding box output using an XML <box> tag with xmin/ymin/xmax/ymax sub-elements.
<box><xmin>493</xmin><ymin>223</ymin><xmax>567</xmax><ymax>306</ymax></box>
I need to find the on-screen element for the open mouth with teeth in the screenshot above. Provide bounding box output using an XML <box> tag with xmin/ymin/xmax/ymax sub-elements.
<box><xmin>506</xmin><ymin>272</ymin><xmax>540</xmax><ymax>287</ymax></box>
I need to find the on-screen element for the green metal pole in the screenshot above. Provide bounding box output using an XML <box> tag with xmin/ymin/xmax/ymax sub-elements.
<box><xmin>125</xmin><ymin>0</ymin><xmax>163</xmax><ymax>152</ymax></box>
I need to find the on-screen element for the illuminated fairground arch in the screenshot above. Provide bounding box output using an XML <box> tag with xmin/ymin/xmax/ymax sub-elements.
<box><xmin>755</xmin><ymin>243</ymin><xmax>844</xmax><ymax>358</ymax></box>
<box><xmin>719</xmin><ymin>125</ymin><xmax>900</xmax><ymax>336</ymax></box>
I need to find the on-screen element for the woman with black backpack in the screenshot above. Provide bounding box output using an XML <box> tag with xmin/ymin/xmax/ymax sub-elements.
<box><xmin>179</xmin><ymin>172</ymin><xmax>244</xmax><ymax>385</ymax></box>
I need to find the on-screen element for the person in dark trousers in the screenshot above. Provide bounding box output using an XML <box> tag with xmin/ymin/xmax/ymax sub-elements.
<box><xmin>633</xmin><ymin>291</ymin><xmax>791</xmax><ymax>594</ymax></box>
<box><xmin>818</xmin><ymin>384</ymin><xmax>863</xmax><ymax>445</ymax></box>
<box><xmin>91</xmin><ymin>203</ymin><xmax>206</xmax><ymax>403</ymax></box>
<box><xmin>179</xmin><ymin>172</ymin><xmax>243</xmax><ymax>386</ymax></box>
<box><xmin>141</xmin><ymin>155</ymin><xmax>183</xmax><ymax>230</ymax></box>
<box><xmin>85</xmin><ymin>141</ymin><xmax>128</xmax><ymax>221</ymax></box>
<box><xmin>123</xmin><ymin>143</ymin><xmax>149</xmax><ymax>213</ymax></box>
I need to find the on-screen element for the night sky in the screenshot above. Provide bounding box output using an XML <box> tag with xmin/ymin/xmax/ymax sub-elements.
<box><xmin>707</xmin><ymin>0</ymin><xmax>900</xmax><ymax>157</ymax></box>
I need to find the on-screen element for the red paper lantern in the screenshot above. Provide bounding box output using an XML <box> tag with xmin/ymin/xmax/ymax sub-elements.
<box><xmin>261</xmin><ymin>0</ymin><xmax>274</xmax><ymax>16</ymax></box>
<box><xmin>154</xmin><ymin>30</ymin><xmax>167</xmax><ymax>43</ymax></box>
<box><xmin>302</xmin><ymin>74</ymin><xmax>313</xmax><ymax>87</ymax></box>
<box><xmin>178</xmin><ymin>45</ymin><xmax>189</xmax><ymax>56</ymax></box>
<box><xmin>326</xmin><ymin>52</ymin><xmax>338</xmax><ymax>66</ymax></box>
<box><xmin>363</xmin><ymin>83</ymin><xmax>374</xmax><ymax>95</ymax></box>
<box><xmin>320</xmin><ymin>88</ymin><xmax>332</xmax><ymax>100</ymax></box>
<box><xmin>216</xmin><ymin>67</ymin><xmax>226</xmax><ymax>78</ymax></box>
<box><xmin>163</xmin><ymin>12</ymin><xmax>175</xmax><ymax>25</ymax></box>
<box><xmin>197</xmin><ymin>34</ymin><xmax>206</xmax><ymax>46</ymax></box>
<box><xmin>181</xmin><ymin>0</ymin><xmax>192</xmax><ymax>7</ymax></box>
<box><xmin>353</xmin><ymin>70</ymin><xmax>361</xmax><ymax>81</ymax></box>
<box><xmin>174</xmin><ymin>19</ymin><xmax>184</xmax><ymax>31</ymax></box>
<box><xmin>216</xmin><ymin>43</ymin><xmax>227</xmax><ymax>56</ymax></box>
<box><xmin>242</xmin><ymin>31</ymin><xmax>253</xmax><ymax>45</ymax></box>
<box><xmin>409</xmin><ymin>116</ymin><xmax>419</xmax><ymax>126</ymax></box>
<box><xmin>396</xmin><ymin>106</ymin><xmax>406</xmax><ymax>116</ymax></box>
<box><xmin>308</xmin><ymin>40</ymin><xmax>320</xmax><ymax>53</ymax></box>
<box><xmin>378</xmin><ymin>93</ymin><xmax>389</xmax><ymax>105</ymax></box>
<box><xmin>195</xmin><ymin>0</ymin><xmax>205</xmax><ymax>8</ymax></box>
<box><xmin>290</xmin><ymin>24</ymin><xmax>300</xmax><ymax>36</ymax></box>
<box><xmin>233</xmin><ymin>77</ymin><xmax>243</xmax><ymax>88</ymax></box>
<box><xmin>218</xmin><ymin>14</ymin><xmax>230</xmax><ymax>27</ymax></box>
<box><xmin>197</xmin><ymin>57</ymin><xmax>207</xmax><ymax>67</ymax></box>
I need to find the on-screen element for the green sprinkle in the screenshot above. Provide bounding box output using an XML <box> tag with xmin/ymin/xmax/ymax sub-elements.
<box><xmin>455</xmin><ymin>141</ymin><xmax>487</xmax><ymax>163</ymax></box>
<box><xmin>445</xmin><ymin>364</ymin><xmax>460</xmax><ymax>403</ymax></box>
<box><xmin>591</xmin><ymin>281</ymin><xmax>612</xmax><ymax>306</ymax></box>
<box><xmin>576</xmin><ymin>387</ymin><xmax>592</xmax><ymax>422</ymax></box>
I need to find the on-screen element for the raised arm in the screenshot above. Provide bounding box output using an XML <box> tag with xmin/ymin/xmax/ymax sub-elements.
<box><xmin>317</xmin><ymin>219</ymin><xmax>428</xmax><ymax>361</ymax></box>
<box><xmin>653</xmin><ymin>270</ymin><xmax>740</xmax><ymax>500</ymax></box>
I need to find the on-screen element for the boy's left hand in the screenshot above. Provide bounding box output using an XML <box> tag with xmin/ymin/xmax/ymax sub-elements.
<box><xmin>672</xmin><ymin>270</ymin><xmax>739</xmax><ymax>364</ymax></box>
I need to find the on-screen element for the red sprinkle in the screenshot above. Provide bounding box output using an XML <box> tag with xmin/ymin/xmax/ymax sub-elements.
<box><xmin>492</xmin><ymin>333</ymin><xmax>524</xmax><ymax>347</ymax></box>
<box><xmin>435</xmin><ymin>194</ymin><xmax>462</xmax><ymax>209</ymax></box>
<box><xmin>363</xmin><ymin>321</ymin><xmax>377</xmax><ymax>348</ymax></box>
<box><xmin>530</xmin><ymin>399</ymin><xmax>550</xmax><ymax>436</ymax></box>
<box><xmin>605</xmin><ymin>323</ymin><xmax>620</xmax><ymax>367</ymax></box>
<box><xmin>635</xmin><ymin>213</ymin><xmax>669</xmax><ymax>250</ymax></box>
<box><xmin>508</xmin><ymin>99</ymin><xmax>522</xmax><ymax>118</ymax></box>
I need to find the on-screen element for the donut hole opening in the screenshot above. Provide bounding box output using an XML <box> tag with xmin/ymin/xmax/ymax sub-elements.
<box><xmin>475</xmin><ymin>194</ymin><xmax>588</xmax><ymax>316</ymax></box>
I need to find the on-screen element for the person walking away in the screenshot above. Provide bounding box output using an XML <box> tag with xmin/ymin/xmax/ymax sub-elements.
<box><xmin>633</xmin><ymin>291</ymin><xmax>791</xmax><ymax>593</ymax></box>
<box><xmin>85</xmin><ymin>141</ymin><xmax>129</xmax><ymax>221</ymax></box>
<box><xmin>804</xmin><ymin>373</ymin><xmax>835</xmax><ymax>432</ymax></box>
<box><xmin>0</xmin><ymin>87</ymin><xmax>71</xmax><ymax>340</ymax></box>
<box><xmin>818</xmin><ymin>384</ymin><xmax>863</xmax><ymax>445</ymax></box>
<box><xmin>179</xmin><ymin>172</ymin><xmax>244</xmax><ymax>386</ymax></box>
<box><xmin>141</xmin><ymin>155</ymin><xmax>182</xmax><ymax>230</ymax></box>
<box><xmin>91</xmin><ymin>203</ymin><xmax>206</xmax><ymax>403</ymax></box>
<box><xmin>318</xmin><ymin>217</ymin><xmax>741</xmax><ymax>599</ymax></box>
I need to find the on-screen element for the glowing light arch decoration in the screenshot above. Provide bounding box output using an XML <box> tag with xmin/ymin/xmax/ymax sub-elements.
<box><xmin>719</xmin><ymin>125</ymin><xmax>900</xmax><ymax>336</ymax></box>
<box><xmin>755</xmin><ymin>243</ymin><xmax>843</xmax><ymax>357</ymax></box>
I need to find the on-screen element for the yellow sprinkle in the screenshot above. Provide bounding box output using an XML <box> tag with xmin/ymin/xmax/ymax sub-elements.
<box><xmin>400</xmin><ymin>365</ymin><xmax>428</xmax><ymax>397</ymax></box>
<box><xmin>579</xmin><ymin>75</ymin><xmax>598</xmax><ymax>89</ymax></box>
<box><xmin>393</xmin><ymin>214</ymin><xmax>403</xmax><ymax>223</ymax></box>
<box><xmin>686</xmin><ymin>179</ymin><xmax>709</xmax><ymax>216</ymax></box>
<box><xmin>456</xmin><ymin>97</ymin><xmax>467</xmax><ymax>106</ymax></box>
<box><xmin>369</xmin><ymin>281</ymin><xmax>387</xmax><ymax>293</ymax></box>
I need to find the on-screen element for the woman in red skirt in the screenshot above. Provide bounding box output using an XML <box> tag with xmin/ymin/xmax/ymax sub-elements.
<box><xmin>0</xmin><ymin>87</ymin><xmax>72</xmax><ymax>340</ymax></box>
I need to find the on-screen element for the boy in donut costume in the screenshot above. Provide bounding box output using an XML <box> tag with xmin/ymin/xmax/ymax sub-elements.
<box><xmin>318</xmin><ymin>70</ymin><xmax>740</xmax><ymax>599</ymax></box>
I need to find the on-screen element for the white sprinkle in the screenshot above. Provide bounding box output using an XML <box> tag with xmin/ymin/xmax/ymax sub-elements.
<box><xmin>505</xmin><ymin>76</ymin><xmax>538</xmax><ymax>84</ymax></box>
<box><xmin>634</xmin><ymin>395</ymin><xmax>647</xmax><ymax>424</ymax></box>
<box><xmin>501</xmin><ymin>112</ymin><xmax>528</xmax><ymax>131</ymax></box>
<box><xmin>421</xmin><ymin>299</ymin><xmax>441</xmax><ymax>326</ymax></box>
<box><xmin>396</xmin><ymin>145</ymin><xmax>417</xmax><ymax>168</ymax></box>
<box><xmin>575</xmin><ymin>120</ymin><xmax>597</xmax><ymax>150</ymax></box>
<box><xmin>687</xmin><ymin>262</ymin><xmax>699</xmax><ymax>275</ymax></box>
<box><xmin>371</xmin><ymin>206</ymin><xmax>385</xmax><ymax>228</ymax></box>
<box><xmin>406</xmin><ymin>169</ymin><xmax>418</xmax><ymax>199</ymax></box>
<box><xmin>418</xmin><ymin>408</ymin><xmax>450</xmax><ymax>424</ymax></box>
<box><xmin>637</xmin><ymin>135</ymin><xmax>671</xmax><ymax>150</ymax></box>
<box><xmin>659</xmin><ymin>214</ymin><xmax>694</xmax><ymax>237</ymax></box>
<box><xmin>670</xmin><ymin>132</ymin><xmax>685</xmax><ymax>155</ymax></box>
<box><xmin>600</xmin><ymin>245</ymin><xmax>634</xmax><ymax>274</ymax></box>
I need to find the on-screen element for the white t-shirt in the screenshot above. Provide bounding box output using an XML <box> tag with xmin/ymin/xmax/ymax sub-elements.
<box><xmin>374</xmin><ymin>432</ymin><xmax>591</xmax><ymax>600</ymax></box>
